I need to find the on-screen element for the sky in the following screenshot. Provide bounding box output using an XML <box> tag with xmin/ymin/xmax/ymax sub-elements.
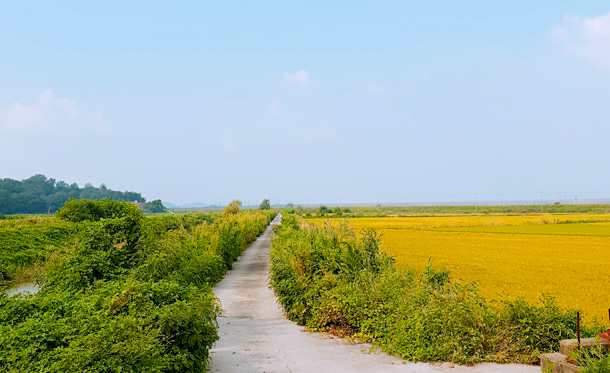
<box><xmin>1</xmin><ymin>1</ymin><xmax>610</xmax><ymax>206</ymax></box>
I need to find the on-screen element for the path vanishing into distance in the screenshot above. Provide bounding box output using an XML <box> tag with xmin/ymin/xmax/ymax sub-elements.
<box><xmin>207</xmin><ymin>214</ymin><xmax>541</xmax><ymax>373</ymax></box>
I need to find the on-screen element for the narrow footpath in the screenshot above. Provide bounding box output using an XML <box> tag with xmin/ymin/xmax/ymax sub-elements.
<box><xmin>208</xmin><ymin>214</ymin><xmax>540</xmax><ymax>372</ymax></box>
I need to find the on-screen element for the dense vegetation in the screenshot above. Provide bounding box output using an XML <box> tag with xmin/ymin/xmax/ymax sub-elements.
<box><xmin>259</xmin><ymin>199</ymin><xmax>271</xmax><ymax>210</ymax></box>
<box><xmin>141</xmin><ymin>199</ymin><xmax>167</xmax><ymax>213</ymax></box>
<box><xmin>270</xmin><ymin>215</ymin><xmax>602</xmax><ymax>364</ymax></box>
<box><xmin>56</xmin><ymin>199</ymin><xmax>146</xmax><ymax>223</ymax></box>
<box><xmin>571</xmin><ymin>343</ymin><xmax>610</xmax><ymax>372</ymax></box>
<box><xmin>316</xmin><ymin>215</ymin><xmax>610</xmax><ymax>323</ymax></box>
<box><xmin>0</xmin><ymin>174</ymin><xmax>145</xmax><ymax>215</ymax></box>
<box><xmin>0</xmin><ymin>217</ymin><xmax>79</xmax><ymax>282</ymax></box>
<box><xmin>0</xmin><ymin>200</ymin><xmax>276</xmax><ymax>372</ymax></box>
<box><xmin>291</xmin><ymin>204</ymin><xmax>610</xmax><ymax>217</ymax></box>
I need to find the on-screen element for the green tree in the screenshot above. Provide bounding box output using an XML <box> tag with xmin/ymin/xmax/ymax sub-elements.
<box><xmin>224</xmin><ymin>200</ymin><xmax>242</xmax><ymax>215</ymax></box>
<box><xmin>56</xmin><ymin>199</ymin><xmax>143</xmax><ymax>223</ymax></box>
<box><xmin>0</xmin><ymin>175</ymin><xmax>146</xmax><ymax>214</ymax></box>
<box><xmin>318</xmin><ymin>205</ymin><xmax>330</xmax><ymax>215</ymax></box>
<box><xmin>142</xmin><ymin>200</ymin><xmax>166</xmax><ymax>213</ymax></box>
<box><xmin>259</xmin><ymin>199</ymin><xmax>271</xmax><ymax>210</ymax></box>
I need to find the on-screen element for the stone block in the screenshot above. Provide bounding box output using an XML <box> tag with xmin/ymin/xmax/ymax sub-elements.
<box><xmin>559</xmin><ymin>337</ymin><xmax>610</xmax><ymax>356</ymax></box>
<box><xmin>540</xmin><ymin>352</ymin><xmax>581</xmax><ymax>373</ymax></box>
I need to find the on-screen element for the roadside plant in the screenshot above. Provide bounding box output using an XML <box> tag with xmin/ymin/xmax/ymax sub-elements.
<box><xmin>223</xmin><ymin>200</ymin><xmax>242</xmax><ymax>215</ymax></box>
<box><xmin>259</xmin><ymin>199</ymin><xmax>271</xmax><ymax>210</ymax></box>
<box><xmin>269</xmin><ymin>216</ymin><xmax>600</xmax><ymax>364</ymax></box>
<box><xmin>1</xmin><ymin>205</ymin><xmax>277</xmax><ymax>372</ymax></box>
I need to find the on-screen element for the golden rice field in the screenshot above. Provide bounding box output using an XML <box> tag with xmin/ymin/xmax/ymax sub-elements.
<box><xmin>309</xmin><ymin>214</ymin><xmax>610</xmax><ymax>323</ymax></box>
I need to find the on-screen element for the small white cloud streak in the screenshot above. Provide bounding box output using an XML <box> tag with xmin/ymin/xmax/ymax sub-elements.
<box><xmin>1</xmin><ymin>89</ymin><xmax>79</xmax><ymax>131</ymax></box>
<box><xmin>92</xmin><ymin>112</ymin><xmax>104</xmax><ymax>122</ymax></box>
<box><xmin>270</xmin><ymin>101</ymin><xmax>280</xmax><ymax>115</ymax></box>
<box><xmin>223</xmin><ymin>131</ymin><xmax>236</xmax><ymax>153</ymax></box>
<box><xmin>551</xmin><ymin>13</ymin><xmax>610</xmax><ymax>71</ymax></box>
<box><xmin>284</xmin><ymin>70</ymin><xmax>309</xmax><ymax>85</ymax></box>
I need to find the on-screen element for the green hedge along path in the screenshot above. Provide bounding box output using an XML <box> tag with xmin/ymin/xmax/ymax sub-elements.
<box><xmin>208</xmin><ymin>214</ymin><xmax>540</xmax><ymax>372</ymax></box>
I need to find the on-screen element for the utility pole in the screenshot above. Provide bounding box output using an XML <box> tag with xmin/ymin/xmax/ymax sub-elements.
<box><xmin>474</xmin><ymin>193</ymin><xmax>477</xmax><ymax>212</ymax></box>
<box><xmin>540</xmin><ymin>190</ymin><xmax>543</xmax><ymax>212</ymax></box>
<box><xmin>421</xmin><ymin>195</ymin><xmax>424</xmax><ymax>212</ymax></box>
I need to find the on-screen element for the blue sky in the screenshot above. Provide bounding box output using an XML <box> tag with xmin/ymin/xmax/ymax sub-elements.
<box><xmin>1</xmin><ymin>1</ymin><xmax>609</xmax><ymax>205</ymax></box>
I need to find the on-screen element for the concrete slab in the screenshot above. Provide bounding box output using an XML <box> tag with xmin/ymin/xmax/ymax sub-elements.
<box><xmin>540</xmin><ymin>353</ymin><xmax>580</xmax><ymax>373</ymax></box>
<box><xmin>560</xmin><ymin>338</ymin><xmax>610</xmax><ymax>356</ymax></box>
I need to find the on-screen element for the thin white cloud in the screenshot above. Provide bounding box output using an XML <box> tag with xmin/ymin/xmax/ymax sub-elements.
<box><xmin>551</xmin><ymin>13</ymin><xmax>610</xmax><ymax>71</ymax></box>
<box><xmin>270</xmin><ymin>100</ymin><xmax>280</xmax><ymax>115</ymax></box>
<box><xmin>0</xmin><ymin>89</ymin><xmax>79</xmax><ymax>132</ymax></box>
<box><xmin>284</xmin><ymin>70</ymin><xmax>309</xmax><ymax>85</ymax></box>
<box><xmin>370</xmin><ymin>82</ymin><xmax>384</xmax><ymax>95</ymax></box>
<box><xmin>92</xmin><ymin>112</ymin><xmax>104</xmax><ymax>122</ymax></box>
<box><xmin>223</xmin><ymin>131</ymin><xmax>236</xmax><ymax>153</ymax></box>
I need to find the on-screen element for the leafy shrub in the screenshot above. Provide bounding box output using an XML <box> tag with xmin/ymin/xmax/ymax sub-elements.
<box><xmin>1</xmin><ymin>208</ymin><xmax>277</xmax><ymax>372</ymax></box>
<box><xmin>0</xmin><ymin>220</ymin><xmax>79</xmax><ymax>281</ymax></box>
<box><xmin>0</xmin><ymin>279</ymin><xmax>219</xmax><ymax>372</ymax></box>
<box><xmin>223</xmin><ymin>200</ymin><xmax>241</xmax><ymax>215</ymax></box>
<box><xmin>318</xmin><ymin>206</ymin><xmax>329</xmax><ymax>215</ymax></box>
<box><xmin>142</xmin><ymin>200</ymin><xmax>166</xmax><ymax>213</ymax></box>
<box><xmin>259</xmin><ymin>199</ymin><xmax>271</xmax><ymax>210</ymax></box>
<box><xmin>56</xmin><ymin>199</ymin><xmax>143</xmax><ymax>223</ymax></box>
<box><xmin>571</xmin><ymin>342</ymin><xmax>610</xmax><ymax>373</ymax></box>
<box><xmin>269</xmin><ymin>217</ymin><xmax>600</xmax><ymax>364</ymax></box>
<box><xmin>136</xmin><ymin>225</ymin><xmax>225</xmax><ymax>287</ymax></box>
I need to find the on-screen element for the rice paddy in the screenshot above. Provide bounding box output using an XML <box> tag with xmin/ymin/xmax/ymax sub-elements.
<box><xmin>309</xmin><ymin>214</ymin><xmax>610</xmax><ymax>323</ymax></box>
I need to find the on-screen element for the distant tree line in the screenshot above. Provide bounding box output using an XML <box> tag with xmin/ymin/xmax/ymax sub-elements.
<box><xmin>0</xmin><ymin>174</ymin><xmax>146</xmax><ymax>215</ymax></box>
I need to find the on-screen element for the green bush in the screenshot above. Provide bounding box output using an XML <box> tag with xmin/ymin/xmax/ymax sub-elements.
<box><xmin>0</xmin><ymin>279</ymin><xmax>219</xmax><ymax>372</ymax></box>
<box><xmin>142</xmin><ymin>200</ymin><xmax>166</xmax><ymax>213</ymax></box>
<box><xmin>259</xmin><ymin>199</ymin><xmax>271</xmax><ymax>210</ymax></box>
<box><xmin>56</xmin><ymin>199</ymin><xmax>143</xmax><ymax>223</ymax></box>
<box><xmin>223</xmin><ymin>200</ymin><xmax>241</xmax><ymax>216</ymax></box>
<box><xmin>0</xmin><ymin>220</ymin><xmax>79</xmax><ymax>281</ymax></box>
<box><xmin>571</xmin><ymin>342</ymin><xmax>610</xmax><ymax>372</ymax></box>
<box><xmin>135</xmin><ymin>226</ymin><xmax>225</xmax><ymax>287</ymax></box>
<box><xmin>1</xmin><ymin>208</ymin><xmax>277</xmax><ymax>372</ymax></box>
<box><xmin>269</xmin><ymin>217</ymin><xmax>600</xmax><ymax>364</ymax></box>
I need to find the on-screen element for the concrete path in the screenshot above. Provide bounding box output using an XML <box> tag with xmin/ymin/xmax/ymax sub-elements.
<box><xmin>208</xmin><ymin>214</ymin><xmax>540</xmax><ymax>372</ymax></box>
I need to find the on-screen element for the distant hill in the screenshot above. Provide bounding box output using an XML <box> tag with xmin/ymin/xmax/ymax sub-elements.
<box><xmin>161</xmin><ymin>201</ymin><xmax>215</xmax><ymax>209</ymax></box>
<box><xmin>0</xmin><ymin>174</ymin><xmax>147</xmax><ymax>215</ymax></box>
<box><xmin>161</xmin><ymin>201</ymin><xmax>179</xmax><ymax>209</ymax></box>
<box><xmin>183</xmin><ymin>202</ymin><xmax>209</xmax><ymax>208</ymax></box>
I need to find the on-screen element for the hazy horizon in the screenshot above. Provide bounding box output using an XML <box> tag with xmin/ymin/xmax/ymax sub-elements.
<box><xmin>2</xmin><ymin>2</ymin><xmax>609</xmax><ymax>205</ymax></box>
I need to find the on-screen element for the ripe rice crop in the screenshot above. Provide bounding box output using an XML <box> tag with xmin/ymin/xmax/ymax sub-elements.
<box><xmin>309</xmin><ymin>214</ymin><xmax>610</xmax><ymax>323</ymax></box>
<box><xmin>435</xmin><ymin>221</ymin><xmax>610</xmax><ymax>236</ymax></box>
<box><xmin>341</xmin><ymin>214</ymin><xmax>610</xmax><ymax>230</ymax></box>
